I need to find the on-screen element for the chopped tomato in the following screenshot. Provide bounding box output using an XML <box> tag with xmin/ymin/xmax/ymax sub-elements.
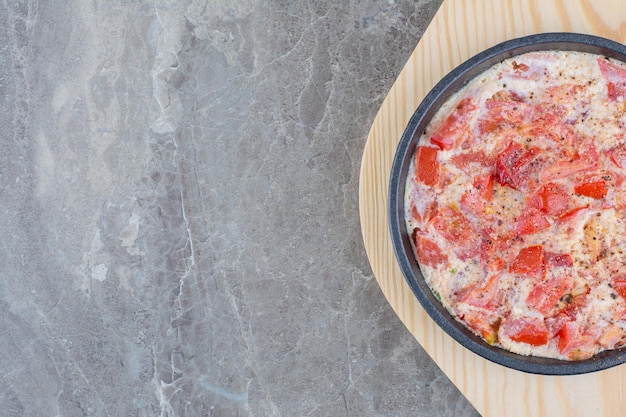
<box><xmin>412</xmin><ymin>231</ymin><xmax>448</xmax><ymax>267</ymax></box>
<box><xmin>462</xmin><ymin>307</ymin><xmax>500</xmax><ymax>344</ymax></box>
<box><xmin>540</xmin><ymin>139</ymin><xmax>597</xmax><ymax>183</ymax></box>
<box><xmin>611</xmin><ymin>275</ymin><xmax>626</xmax><ymax>299</ymax></box>
<box><xmin>526</xmin><ymin>272</ymin><xmax>572</xmax><ymax>315</ymax></box>
<box><xmin>495</xmin><ymin>141</ymin><xmax>540</xmax><ymax>190</ymax></box>
<box><xmin>558</xmin><ymin>321</ymin><xmax>581</xmax><ymax>354</ymax></box>
<box><xmin>545</xmin><ymin>313</ymin><xmax>570</xmax><ymax>338</ymax></box>
<box><xmin>487</xmin><ymin>257</ymin><xmax>505</xmax><ymax>274</ymax></box>
<box><xmin>430</xmin><ymin>98</ymin><xmax>477</xmax><ymax>150</ymax></box>
<box><xmin>477</xmin><ymin>100</ymin><xmax>533</xmax><ymax>134</ymax></box>
<box><xmin>473</xmin><ymin>174</ymin><xmax>494</xmax><ymax>200</ymax></box>
<box><xmin>513</xmin><ymin>146</ymin><xmax>542</xmax><ymax>173</ymax></box>
<box><xmin>512</xmin><ymin>61</ymin><xmax>530</xmax><ymax>73</ymax></box>
<box><xmin>502</xmin><ymin>316</ymin><xmax>549</xmax><ymax>346</ymax></box>
<box><xmin>561</xmin><ymin>290</ymin><xmax>590</xmax><ymax>321</ymax></box>
<box><xmin>612</xmin><ymin>171</ymin><xmax>626</xmax><ymax>187</ymax></box>
<box><xmin>509</xmin><ymin>245</ymin><xmax>544</xmax><ymax>277</ymax></box>
<box><xmin>539</xmin><ymin>158</ymin><xmax>596</xmax><ymax>183</ymax></box>
<box><xmin>414</xmin><ymin>146</ymin><xmax>440</xmax><ymax>186</ymax></box>
<box><xmin>460</xmin><ymin>191</ymin><xmax>484</xmax><ymax>216</ymax></box>
<box><xmin>438</xmin><ymin>167</ymin><xmax>457</xmax><ymax>190</ymax></box>
<box><xmin>574</xmin><ymin>180</ymin><xmax>609</xmax><ymax>199</ymax></box>
<box><xmin>544</xmin><ymin>252</ymin><xmax>573</xmax><ymax>268</ymax></box>
<box><xmin>578</xmin><ymin>137</ymin><xmax>600</xmax><ymax>165</ymax></box>
<box><xmin>607</xmin><ymin>144</ymin><xmax>626</xmax><ymax>168</ymax></box>
<box><xmin>540</xmin><ymin>84</ymin><xmax>583</xmax><ymax>107</ymax></box>
<box><xmin>460</xmin><ymin>174</ymin><xmax>494</xmax><ymax>216</ymax></box>
<box><xmin>566</xmin><ymin>340</ymin><xmax>597</xmax><ymax>360</ymax></box>
<box><xmin>408</xmin><ymin>200</ymin><xmax>421</xmax><ymax>223</ymax></box>
<box><xmin>408</xmin><ymin>196</ymin><xmax>439</xmax><ymax>224</ymax></box>
<box><xmin>463</xmin><ymin>273</ymin><xmax>503</xmax><ymax>309</ymax></box>
<box><xmin>598</xmin><ymin>58</ymin><xmax>626</xmax><ymax>101</ymax></box>
<box><xmin>494</xmin><ymin>141</ymin><xmax>519</xmax><ymax>187</ymax></box>
<box><xmin>449</xmin><ymin>150</ymin><xmax>492</xmax><ymax>173</ymax></box>
<box><xmin>515</xmin><ymin>208</ymin><xmax>551</xmax><ymax>235</ymax></box>
<box><xmin>431</xmin><ymin>206</ymin><xmax>481</xmax><ymax>260</ymax></box>
<box><xmin>556</xmin><ymin>322</ymin><xmax>597</xmax><ymax>360</ymax></box>
<box><xmin>535</xmin><ymin>182</ymin><xmax>569</xmax><ymax>216</ymax></box>
<box><xmin>410</xmin><ymin>200</ymin><xmax>438</xmax><ymax>225</ymax></box>
<box><xmin>558</xmin><ymin>205</ymin><xmax>589</xmax><ymax>222</ymax></box>
<box><xmin>480</xmin><ymin>235</ymin><xmax>515</xmax><ymax>270</ymax></box>
<box><xmin>527</xmin><ymin>111</ymin><xmax>577</xmax><ymax>146</ymax></box>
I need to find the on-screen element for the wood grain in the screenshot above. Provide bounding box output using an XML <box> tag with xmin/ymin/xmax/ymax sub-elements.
<box><xmin>358</xmin><ymin>1</ymin><xmax>626</xmax><ymax>416</ymax></box>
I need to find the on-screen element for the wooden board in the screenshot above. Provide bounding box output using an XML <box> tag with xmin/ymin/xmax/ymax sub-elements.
<box><xmin>358</xmin><ymin>1</ymin><xmax>626</xmax><ymax>416</ymax></box>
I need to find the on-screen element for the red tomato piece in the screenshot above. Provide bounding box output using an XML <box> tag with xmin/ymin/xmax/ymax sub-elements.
<box><xmin>512</xmin><ymin>61</ymin><xmax>530</xmax><ymax>72</ymax></box>
<box><xmin>502</xmin><ymin>316</ymin><xmax>549</xmax><ymax>346</ymax></box>
<box><xmin>526</xmin><ymin>272</ymin><xmax>572</xmax><ymax>315</ymax></box>
<box><xmin>608</xmin><ymin>82</ymin><xmax>620</xmax><ymax>100</ymax></box>
<box><xmin>535</xmin><ymin>182</ymin><xmax>569</xmax><ymax>216</ymax></box>
<box><xmin>574</xmin><ymin>180</ymin><xmax>609</xmax><ymax>199</ymax></box>
<box><xmin>412</xmin><ymin>231</ymin><xmax>448</xmax><ymax>267</ymax></box>
<box><xmin>607</xmin><ymin>144</ymin><xmax>626</xmax><ymax>168</ymax></box>
<box><xmin>460</xmin><ymin>191</ymin><xmax>484</xmax><ymax>216</ymax></box>
<box><xmin>539</xmin><ymin>158</ymin><xmax>596</xmax><ymax>183</ymax></box>
<box><xmin>462</xmin><ymin>308</ymin><xmax>499</xmax><ymax>345</ymax></box>
<box><xmin>512</xmin><ymin>147</ymin><xmax>541</xmax><ymax>171</ymax></box>
<box><xmin>495</xmin><ymin>141</ymin><xmax>540</xmax><ymax>190</ymax></box>
<box><xmin>480</xmin><ymin>235</ymin><xmax>515</xmax><ymax>271</ymax></box>
<box><xmin>526</xmin><ymin>110</ymin><xmax>577</xmax><ymax>147</ymax></box>
<box><xmin>515</xmin><ymin>208</ymin><xmax>551</xmax><ymax>235</ymax></box>
<box><xmin>558</xmin><ymin>205</ymin><xmax>589</xmax><ymax>223</ymax></box>
<box><xmin>544</xmin><ymin>252</ymin><xmax>573</xmax><ymax>268</ymax></box>
<box><xmin>538</xmin><ymin>84</ymin><xmax>583</xmax><ymax>112</ymax></box>
<box><xmin>561</xmin><ymin>289</ymin><xmax>590</xmax><ymax>321</ymax></box>
<box><xmin>430</xmin><ymin>98</ymin><xmax>477</xmax><ymax>150</ymax></box>
<box><xmin>487</xmin><ymin>257</ymin><xmax>505</xmax><ymax>274</ymax></box>
<box><xmin>578</xmin><ymin>137</ymin><xmax>600</xmax><ymax>165</ymax></box>
<box><xmin>611</xmin><ymin>275</ymin><xmax>626</xmax><ymax>299</ymax></box>
<box><xmin>449</xmin><ymin>150</ymin><xmax>492</xmax><ymax>173</ymax></box>
<box><xmin>545</xmin><ymin>313</ymin><xmax>571</xmax><ymax>338</ymax></box>
<box><xmin>496</xmin><ymin>141</ymin><xmax>524</xmax><ymax>187</ymax></box>
<box><xmin>414</xmin><ymin>146</ymin><xmax>440</xmax><ymax>186</ymax></box>
<box><xmin>509</xmin><ymin>245</ymin><xmax>544</xmax><ymax>277</ymax></box>
<box><xmin>558</xmin><ymin>321</ymin><xmax>581</xmax><ymax>354</ymax></box>
<box><xmin>463</xmin><ymin>273</ymin><xmax>503</xmax><ymax>309</ymax></box>
<box><xmin>555</xmin><ymin>321</ymin><xmax>596</xmax><ymax>360</ymax></box>
<box><xmin>408</xmin><ymin>200</ymin><xmax>421</xmax><ymax>223</ymax></box>
<box><xmin>598</xmin><ymin>58</ymin><xmax>626</xmax><ymax>101</ymax></box>
<box><xmin>431</xmin><ymin>207</ymin><xmax>482</xmax><ymax>260</ymax></box>
<box><xmin>460</xmin><ymin>175</ymin><xmax>494</xmax><ymax>216</ymax></box>
<box><xmin>474</xmin><ymin>174</ymin><xmax>494</xmax><ymax>200</ymax></box>
<box><xmin>477</xmin><ymin>100</ymin><xmax>533</xmax><ymax>134</ymax></box>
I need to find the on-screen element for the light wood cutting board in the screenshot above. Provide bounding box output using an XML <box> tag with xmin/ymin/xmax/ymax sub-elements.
<box><xmin>359</xmin><ymin>1</ymin><xmax>626</xmax><ymax>416</ymax></box>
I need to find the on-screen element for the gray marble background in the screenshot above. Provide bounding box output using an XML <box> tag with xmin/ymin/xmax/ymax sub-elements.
<box><xmin>0</xmin><ymin>1</ymin><xmax>481</xmax><ymax>416</ymax></box>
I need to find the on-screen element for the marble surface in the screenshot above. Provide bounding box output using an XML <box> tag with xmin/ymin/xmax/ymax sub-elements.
<box><xmin>0</xmin><ymin>1</ymin><xmax>480</xmax><ymax>416</ymax></box>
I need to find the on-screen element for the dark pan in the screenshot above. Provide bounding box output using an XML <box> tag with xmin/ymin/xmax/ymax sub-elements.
<box><xmin>389</xmin><ymin>32</ymin><xmax>626</xmax><ymax>375</ymax></box>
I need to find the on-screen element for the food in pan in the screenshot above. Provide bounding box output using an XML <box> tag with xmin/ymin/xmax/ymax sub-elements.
<box><xmin>405</xmin><ymin>50</ymin><xmax>626</xmax><ymax>360</ymax></box>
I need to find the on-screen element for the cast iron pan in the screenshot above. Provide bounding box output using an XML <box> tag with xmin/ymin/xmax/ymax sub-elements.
<box><xmin>389</xmin><ymin>32</ymin><xmax>626</xmax><ymax>375</ymax></box>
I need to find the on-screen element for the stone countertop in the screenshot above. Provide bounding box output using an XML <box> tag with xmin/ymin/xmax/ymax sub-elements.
<box><xmin>1</xmin><ymin>1</ymin><xmax>480</xmax><ymax>416</ymax></box>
